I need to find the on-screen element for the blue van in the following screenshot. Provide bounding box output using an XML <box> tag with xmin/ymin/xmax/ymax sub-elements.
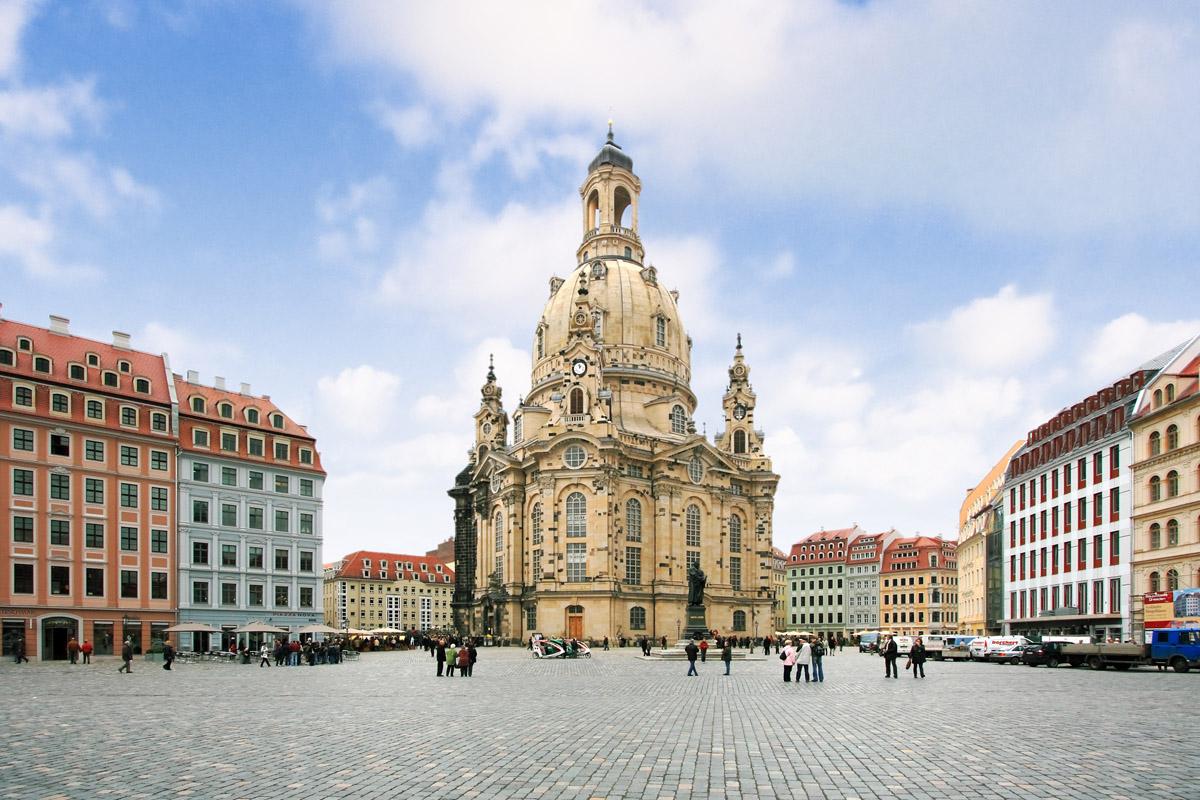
<box><xmin>1149</xmin><ymin>627</ymin><xmax>1200</xmax><ymax>672</ymax></box>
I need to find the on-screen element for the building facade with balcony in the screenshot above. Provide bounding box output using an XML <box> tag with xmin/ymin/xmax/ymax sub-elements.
<box><xmin>1</xmin><ymin>315</ymin><xmax>177</xmax><ymax>660</ymax></box>
<box><xmin>324</xmin><ymin>550</ymin><xmax>455</xmax><ymax>632</ymax></box>
<box><xmin>1129</xmin><ymin>335</ymin><xmax>1200</xmax><ymax>640</ymax></box>
<box><xmin>880</xmin><ymin>536</ymin><xmax>958</xmax><ymax>636</ymax></box>
<box><xmin>175</xmin><ymin>374</ymin><xmax>325</xmax><ymax>651</ymax></box>
<box><xmin>448</xmin><ymin>130</ymin><xmax>778</xmax><ymax>643</ymax></box>
<box><xmin>958</xmin><ymin>441</ymin><xmax>1023</xmax><ymax>636</ymax></box>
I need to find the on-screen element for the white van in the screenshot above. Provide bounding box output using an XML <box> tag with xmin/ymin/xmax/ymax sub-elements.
<box><xmin>895</xmin><ymin>636</ymin><xmax>915</xmax><ymax>656</ymax></box>
<box><xmin>969</xmin><ymin>636</ymin><xmax>1029</xmax><ymax>660</ymax></box>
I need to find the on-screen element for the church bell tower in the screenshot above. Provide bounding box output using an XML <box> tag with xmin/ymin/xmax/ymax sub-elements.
<box><xmin>577</xmin><ymin>123</ymin><xmax>644</xmax><ymax>266</ymax></box>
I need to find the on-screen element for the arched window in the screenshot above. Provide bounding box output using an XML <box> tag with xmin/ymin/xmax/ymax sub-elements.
<box><xmin>1153</xmin><ymin>389</ymin><xmax>1163</xmax><ymax>408</ymax></box>
<box><xmin>685</xmin><ymin>504</ymin><xmax>701</xmax><ymax>547</ymax></box>
<box><xmin>1166</xmin><ymin>425</ymin><xmax>1179</xmax><ymax>450</ymax></box>
<box><xmin>1167</xmin><ymin>471</ymin><xmax>1180</xmax><ymax>498</ymax></box>
<box><xmin>630</xmin><ymin>606</ymin><xmax>646</xmax><ymax>630</ymax></box>
<box><xmin>656</xmin><ymin>316</ymin><xmax>667</xmax><ymax>347</ymax></box>
<box><xmin>567</xmin><ymin>604</ymin><xmax>584</xmax><ymax>614</ymax></box>
<box><xmin>733</xmin><ymin>429</ymin><xmax>746</xmax><ymax>454</ymax></box>
<box><xmin>1149</xmin><ymin>431</ymin><xmax>1161</xmax><ymax>456</ymax></box>
<box><xmin>729</xmin><ymin>514</ymin><xmax>742</xmax><ymax>552</ymax></box>
<box><xmin>1166</xmin><ymin>384</ymin><xmax>1175</xmax><ymax>402</ymax></box>
<box><xmin>531</xmin><ymin>503</ymin><xmax>543</xmax><ymax>545</ymax></box>
<box><xmin>191</xmin><ymin>396</ymin><xmax>205</xmax><ymax>413</ymax></box>
<box><xmin>1150</xmin><ymin>476</ymin><xmax>1161</xmax><ymax>502</ymax></box>
<box><xmin>495</xmin><ymin>512</ymin><xmax>504</xmax><ymax>552</ymax></box>
<box><xmin>536</xmin><ymin>327</ymin><xmax>544</xmax><ymax>359</ymax></box>
<box><xmin>625</xmin><ymin>498</ymin><xmax>642</xmax><ymax>542</ymax></box>
<box><xmin>1149</xmin><ymin>571</ymin><xmax>1161</xmax><ymax>592</ymax></box>
<box><xmin>1150</xmin><ymin>523</ymin><xmax>1161</xmax><ymax>549</ymax></box>
<box><xmin>566</xmin><ymin>492</ymin><xmax>587</xmax><ymax>537</ymax></box>
<box><xmin>732</xmin><ymin>610</ymin><xmax>746</xmax><ymax>631</ymax></box>
<box><xmin>218</xmin><ymin>402</ymin><xmax>233</xmax><ymax>419</ymax></box>
<box><xmin>670</xmin><ymin>405</ymin><xmax>686</xmax><ymax>434</ymax></box>
<box><xmin>1167</xmin><ymin>569</ymin><xmax>1180</xmax><ymax>591</ymax></box>
<box><xmin>1167</xmin><ymin>519</ymin><xmax>1179</xmax><ymax>546</ymax></box>
<box><xmin>569</xmin><ymin>388</ymin><xmax>584</xmax><ymax>416</ymax></box>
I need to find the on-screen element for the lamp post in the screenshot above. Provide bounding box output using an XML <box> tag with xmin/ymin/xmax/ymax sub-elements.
<box><xmin>675</xmin><ymin>619</ymin><xmax>680</xmax><ymax>641</ymax></box>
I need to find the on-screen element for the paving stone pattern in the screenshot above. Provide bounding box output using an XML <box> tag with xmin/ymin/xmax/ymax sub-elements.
<box><xmin>0</xmin><ymin>648</ymin><xmax>1195</xmax><ymax>799</ymax></box>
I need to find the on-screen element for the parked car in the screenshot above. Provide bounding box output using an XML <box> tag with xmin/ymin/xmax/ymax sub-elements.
<box><xmin>990</xmin><ymin>643</ymin><xmax>1035</xmax><ymax>664</ymax></box>
<box><xmin>1021</xmin><ymin>641</ymin><xmax>1067</xmax><ymax>667</ymax></box>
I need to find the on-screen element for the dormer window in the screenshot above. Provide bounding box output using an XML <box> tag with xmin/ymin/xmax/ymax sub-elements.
<box><xmin>103</xmin><ymin>371</ymin><xmax>118</xmax><ymax>387</ymax></box>
<box><xmin>420</xmin><ymin>563</ymin><xmax>428</xmax><ymax>571</ymax></box>
<box><xmin>69</xmin><ymin>363</ymin><xmax>85</xmax><ymax>380</ymax></box>
<box><xmin>0</xmin><ymin>348</ymin><xmax>13</xmax><ymax>366</ymax></box>
<box><xmin>117</xmin><ymin>360</ymin><xmax>131</xmax><ymax>373</ymax></box>
<box><xmin>191</xmin><ymin>397</ymin><xmax>206</xmax><ymax>413</ymax></box>
<box><xmin>246</xmin><ymin>408</ymin><xmax>260</xmax><ymax>424</ymax></box>
<box><xmin>134</xmin><ymin>378</ymin><xmax>151</xmax><ymax>394</ymax></box>
<box><xmin>271</xmin><ymin>413</ymin><xmax>284</xmax><ymax>429</ymax></box>
<box><xmin>33</xmin><ymin>356</ymin><xmax>51</xmax><ymax>373</ymax></box>
<box><xmin>363</xmin><ymin>559</ymin><xmax>371</xmax><ymax>568</ymax></box>
<box><xmin>218</xmin><ymin>402</ymin><xmax>233</xmax><ymax>419</ymax></box>
<box><xmin>86</xmin><ymin>353</ymin><xmax>99</xmax><ymax>367</ymax></box>
<box><xmin>17</xmin><ymin>337</ymin><xmax>32</xmax><ymax>352</ymax></box>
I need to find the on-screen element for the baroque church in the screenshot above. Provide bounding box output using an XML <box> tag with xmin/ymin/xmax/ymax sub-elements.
<box><xmin>449</xmin><ymin>129</ymin><xmax>779</xmax><ymax>642</ymax></box>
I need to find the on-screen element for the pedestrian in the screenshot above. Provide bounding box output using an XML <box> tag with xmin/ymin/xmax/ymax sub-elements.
<box><xmin>781</xmin><ymin>639</ymin><xmax>796</xmax><ymax>682</ymax></box>
<box><xmin>67</xmin><ymin>636</ymin><xmax>79</xmax><ymax>665</ymax></box>
<box><xmin>259</xmin><ymin>642</ymin><xmax>271</xmax><ymax>668</ymax></box>
<box><xmin>162</xmin><ymin>639</ymin><xmax>175</xmax><ymax>670</ymax></box>
<box><xmin>883</xmin><ymin>635</ymin><xmax>899</xmax><ymax>679</ymax></box>
<box><xmin>838</xmin><ymin>633</ymin><xmax>846</xmax><ymax>653</ymax></box>
<box><xmin>117</xmin><ymin>638</ymin><xmax>133</xmax><ymax>673</ymax></box>
<box><xmin>603</xmin><ymin>636</ymin><xmax>610</xmax><ymax>651</ymax></box>
<box><xmin>446</xmin><ymin>642</ymin><xmax>458</xmax><ymax>677</ymax></box>
<box><xmin>811</xmin><ymin>636</ymin><xmax>825</xmax><ymax>682</ymax></box>
<box><xmin>910</xmin><ymin>636</ymin><xmax>927</xmax><ymax>679</ymax></box>
<box><xmin>699</xmin><ymin>638</ymin><xmax>709</xmax><ymax>663</ymax></box>
<box><xmin>762</xmin><ymin>635</ymin><xmax>771</xmax><ymax>656</ymax></box>
<box><xmin>466</xmin><ymin>640</ymin><xmax>477</xmax><ymax>676</ymax></box>
<box><xmin>81</xmin><ymin>639</ymin><xmax>93</xmax><ymax>664</ymax></box>
<box><xmin>684</xmin><ymin>640</ymin><xmax>699</xmax><ymax>676</ymax></box>
<box><xmin>13</xmin><ymin>638</ymin><xmax>29</xmax><ymax>664</ymax></box>
<box><xmin>721</xmin><ymin>639</ymin><xmax>733</xmax><ymax>675</ymax></box>
<box><xmin>435</xmin><ymin>638</ymin><xmax>446</xmax><ymax>676</ymax></box>
<box><xmin>795</xmin><ymin>638</ymin><xmax>812</xmax><ymax>683</ymax></box>
<box><xmin>273</xmin><ymin>639</ymin><xmax>284</xmax><ymax>667</ymax></box>
<box><xmin>457</xmin><ymin>644</ymin><xmax>470</xmax><ymax>677</ymax></box>
<box><xmin>289</xmin><ymin>639</ymin><xmax>301</xmax><ymax>666</ymax></box>
<box><xmin>661</xmin><ymin>635</ymin><xmax>667</xmax><ymax>649</ymax></box>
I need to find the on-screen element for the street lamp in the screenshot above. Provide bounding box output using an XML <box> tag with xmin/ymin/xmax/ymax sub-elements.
<box><xmin>675</xmin><ymin>619</ymin><xmax>680</xmax><ymax>640</ymax></box>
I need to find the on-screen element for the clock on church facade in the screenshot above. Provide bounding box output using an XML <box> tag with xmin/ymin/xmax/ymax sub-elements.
<box><xmin>448</xmin><ymin>129</ymin><xmax>779</xmax><ymax>643</ymax></box>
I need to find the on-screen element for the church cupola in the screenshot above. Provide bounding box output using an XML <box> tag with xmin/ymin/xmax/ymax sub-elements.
<box><xmin>474</xmin><ymin>354</ymin><xmax>508</xmax><ymax>453</ymax></box>
<box><xmin>717</xmin><ymin>334</ymin><xmax>765</xmax><ymax>458</ymax></box>
<box><xmin>578</xmin><ymin>123</ymin><xmax>644</xmax><ymax>266</ymax></box>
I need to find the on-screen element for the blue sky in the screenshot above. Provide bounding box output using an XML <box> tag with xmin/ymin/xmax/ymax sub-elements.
<box><xmin>2</xmin><ymin>1</ymin><xmax>1198</xmax><ymax>558</ymax></box>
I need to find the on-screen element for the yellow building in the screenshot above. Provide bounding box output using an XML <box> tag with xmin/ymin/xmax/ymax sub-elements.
<box><xmin>448</xmin><ymin>129</ymin><xmax>779</xmax><ymax>643</ymax></box>
<box><xmin>1130</xmin><ymin>336</ymin><xmax>1200</xmax><ymax>639</ymax></box>
<box><xmin>323</xmin><ymin>551</ymin><xmax>455</xmax><ymax>632</ymax></box>
<box><xmin>958</xmin><ymin>441</ymin><xmax>1023</xmax><ymax>635</ymax></box>
<box><xmin>881</xmin><ymin>536</ymin><xmax>959</xmax><ymax>635</ymax></box>
<box><xmin>772</xmin><ymin>546</ymin><xmax>787</xmax><ymax>633</ymax></box>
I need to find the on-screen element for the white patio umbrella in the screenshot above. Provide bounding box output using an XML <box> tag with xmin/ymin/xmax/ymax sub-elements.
<box><xmin>343</xmin><ymin>627</ymin><xmax>371</xmax><ymax>636</ymax></box>
<box><xmin>234</xmin><ymin>622</ymin><xmax>289</xmax><ymax>634</ymax></box>
<box><xmin>165</xmin><ymin>622</ymin><xmax>221</xmax><ymax>633</ymax></box>
<box><xmin>369</xmin><ymin>627</ymin><xmax>403</xmax><ymax>635</ymax></box>
<box><xmin>297</xmin><ymin>623</ymin><xmax>340</xmax><ymax>635</ymax></box>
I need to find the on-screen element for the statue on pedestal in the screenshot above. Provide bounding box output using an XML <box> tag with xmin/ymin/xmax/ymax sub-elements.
<box><xmin>687</xmin><ymin>563</ymin><xmax>707</xmax><ymax>607</ymax></box>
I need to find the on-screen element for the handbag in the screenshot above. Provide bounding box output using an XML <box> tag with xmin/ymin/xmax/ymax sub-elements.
<box><xmin>779</xmin><ymin>652</ymin><xmax>786</xmax><ymax>661</ymax></box>
<box><xmin>905</xmin><ymin>659</ymin><xmax>912</xmax><ymax>670</ymax></box>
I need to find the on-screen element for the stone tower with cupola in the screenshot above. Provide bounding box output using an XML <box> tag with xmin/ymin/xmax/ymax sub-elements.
<box><xmin>450</xmin><ymin>129</ymin><xmax>779</xmax><ymax>643</ymax></box>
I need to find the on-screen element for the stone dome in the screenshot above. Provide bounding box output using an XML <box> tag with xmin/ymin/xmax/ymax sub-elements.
<box><xmin>532</xmin><ymin>259</ymin><xmax>692</xmax><ymax>394</ymax></box>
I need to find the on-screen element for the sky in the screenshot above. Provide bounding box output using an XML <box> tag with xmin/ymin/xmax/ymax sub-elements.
<box><xmin>2</xmin><ymin>1</ymin><xmax>1198</xmax><ymax>559</ymax></box>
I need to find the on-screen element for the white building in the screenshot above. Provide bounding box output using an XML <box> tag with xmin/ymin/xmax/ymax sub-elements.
<box><xmin>845</xmin><ymin>529</ymin><xmax>897</xmax><ymax>631</ymax></box>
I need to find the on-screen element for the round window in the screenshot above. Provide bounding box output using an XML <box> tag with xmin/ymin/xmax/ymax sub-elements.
<box><xmin>564</xmin><ymin>445</ymin><xmax>586</xmax><ymax>469</ymax></box>
<box><xmin>688</xmin><ymin>457</ymin><xmax>703</xmax><ymax>484</ymax></box>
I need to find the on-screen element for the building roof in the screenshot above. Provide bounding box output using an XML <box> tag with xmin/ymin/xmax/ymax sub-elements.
<box><xmin>847</xmin><ymin>531</ymin><xmax>890</xmax><ymax>558</ymax></box>
<box><xmin>328</xmin><ymin>550</ymin><xmax>455</xmax><ymax>583</ymax></box>
<box><xmin>177</xmin><ymin>377</ymin><xmax>314</xmax><ymax>440</ymax></box>
<box><xmin>787</xmin><ymin>526</ymin><xmax>859</xmax><ymax>563</ymax></box>
<box><xmin>881</xmin><ymin>535</ymin><xmax>956</xmax><ymax>572</ymax></box>
<box><xmin>0</xmin><ymin>315</ymin><xmax>171</xmax><ymax>404</ymax></box>
<box><xmin>960</xmin><ymin>439</ymin><xmax>1024</xmax><ymax>529</ymax></box>
<box><xmin>587</xmin><ymin>127</ymin><xmax>634</xmax><ymax>173</ymax></box>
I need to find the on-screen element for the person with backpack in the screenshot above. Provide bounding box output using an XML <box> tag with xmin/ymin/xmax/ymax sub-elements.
<box><xmin>811</xmin><ymin>636</ymin><xmax>826</xmax><ymax>682</ymax></box>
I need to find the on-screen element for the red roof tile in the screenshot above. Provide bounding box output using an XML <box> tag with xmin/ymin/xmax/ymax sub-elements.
<box><xmin>329</xmin><ymin>550</ymin><xmax>455</xmax><ymax>583</ymax></box>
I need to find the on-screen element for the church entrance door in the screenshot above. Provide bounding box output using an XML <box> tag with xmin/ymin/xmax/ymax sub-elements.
<box><xmin>567</xmin><ymin>613</ymin><xmax>583</xmax><ymax>640</ymax></box>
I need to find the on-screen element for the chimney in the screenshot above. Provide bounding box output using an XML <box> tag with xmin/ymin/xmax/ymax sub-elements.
<box><xmin>186</xmin><ymin>370</ymin><xmax>199</xmax><ymax>383</ymax></box>
<box><xmin>112</xmin><ymin>330</ymin><xmax>131</xmax><ymax>349</ymax></box>
<box><xmin>214</xmin><ymin>376</ymin><xmax>226</xmax><ymax>390</ymax></box>
<box><xmin>240</xmin><ymin>382</ymin><xmax>251</xmax><ymax>395</ymax></box>
<box><xmin>49</xmin><ymin>315</ymin><xmax>70</xmax><ymax>335</ymax></box>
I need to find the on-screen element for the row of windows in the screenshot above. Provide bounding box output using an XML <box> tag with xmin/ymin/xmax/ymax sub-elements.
<box><xmin>189</xmin><ymin>429</ymin><xmax>313</xmax><ymax>464</ymax></box>
<box><xmin>188</xmin><ymin>461</ymin><xmax>315</xmax><ymax>496</ymax></box>
<box><xmin>1148</xmin><ymin>470</ymin><xmax>1190</xmax><ymax>502</ymax></box>
<box><xmin>188</xmin><ymin>542</ymin><xmax>314</xmax><ymax>571</ymax></box>
<box><xmin>11</xmin><ymin>516</ymin><xmax>168</xmax><ymax>551</ymax></box>
<box><xmin>882</xmin><ymin>610</ymin><xmax>958</xmax><ymax>624</ymax></box>
<box><xmin>189</xmin><ymin>581</ymin><xmax>313</xmax><ymax>608</ymax></box>
<box><xmin>1008</xmin><ymin>533</ymin><xmax>1119</xmax><ymax>581</ymax></box>
<box><xmin>1010</xmin><ymin>579</ymin><xmax>1120</xmax><ymax>618</ymax></box>
<box><xmin>1147</xmin><ymin>569</ymin><xmax>1185</xmax><ymax>592</ymax></box>
<box><xmin>186</xmin><ymin>396</ymin><xmax>284</xmax><ymax>430</ymax></box>
<box><xmin>10</xmin><ymin>563</ymin><xmax>166</xmax><ymax>599</ymax></box>
<box><xmin>883</xmin><ymin>590</ymin><xmax>957</xmax><ymax>605</ymax></box>
<box><xmin>1</xmin><ymin>350</ymin><xmax>155</xmax><ymax>394</ymax></box>
<box><xmin>1010</xmin><ymin>489</ymin><xmax>1122</xmax><ymax>546</ymax></box>
<box><xmin>189</xmin><ymin>500</ymin><xmax>314</xmax><ymax>534</ymax></box>
<box><xmin>10</xmin><ymin>470</ymin><xmax>169</xmax><ymax>510</ymax></box>
<box><xmin>10</xmin><ymin>430</ymin><xmax>170</xmax><ymax>466</ymax></box>
<box><xmin>791</xmin><ymin>578</ymin><xmax>845</xmax><ymax>591</ymax></box>
<box><xmin>8</xmin><ymin>386</ymin><xmax>168</xmax><ymax>429</ymax></box>
<box><xmin>1011</xmin><ymin>447</ymin><xmax>1121</xmax><ymax>512</ymax></box>
<box><xmin>1147</xmin><ymin>519</ymin><xmax>1191</xmax><ymax>549</ymax></box>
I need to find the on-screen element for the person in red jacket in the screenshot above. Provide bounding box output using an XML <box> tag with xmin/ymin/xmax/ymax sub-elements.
<box><xmin>81</xmin><ymin>640</ymin><xmax>93</xmax><ymax>665</ymax></box>
<box><xmin>67</xmin><ymin>636</ymin><xmax>80</xmax><ymax>665</ymax></box>
<box><xmin>698</xmin><ymin>638</ymin><xmax>709</xmax><ymax>663</ymax></box>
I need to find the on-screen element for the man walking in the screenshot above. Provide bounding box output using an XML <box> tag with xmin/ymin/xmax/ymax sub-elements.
<box><xmin>684</xmin><ymin>640</ymin><xmax>699</xmax><ymax>676</ymax></box>
<box><xmin>162</xmin><ymin>639</ymin><xmax>175</xmax><ymax>670</ymax></box>
<box><xmin>721</xmin><ymin>639</ymin><xmax>733</xmax><ymax>675</ymax></box>
<box><xmin>81</xmin><ymin>639</ymin><xmax>93</xmax><ymax>664</ymax></box>
<box><xmin>67</xmin><ymin>636</ymin><xmax>80</xmax><ymax>665</ymax></box>
<box><xmin>117</xmin><ymin>638</ymin><xmax>133</xmax><ymax>673</ymax></box>
<box><xmin>883</xmin><ymin>635</ymin><xmax>899</xmax><ymax>679</ymax></box>
<box><xmin>435</xmin><ymin>637</ymin><xmax>446</xmax><ymax>677</ymax></box>
<box><xmin>13</xmin><ymin>638</ymin><xmax>29</xmax><ymax>664</ymax></box>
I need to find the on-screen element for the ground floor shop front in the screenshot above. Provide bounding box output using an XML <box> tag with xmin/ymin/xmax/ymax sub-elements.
<box><xmin>1</xmin><ymin>605</ymin><xmax>175</xmax><ymax>661</ymax></box>
<box><xmin>175</xmin><ymin>608</ymin><xmax>324</xmax><ymax>652</ymax></box>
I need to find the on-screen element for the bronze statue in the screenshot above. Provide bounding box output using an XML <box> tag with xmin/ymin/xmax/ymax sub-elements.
<box><xmin>687</xmin><ymin>563</ymin><xmax>707</xmax><ymax>607</ymax></box>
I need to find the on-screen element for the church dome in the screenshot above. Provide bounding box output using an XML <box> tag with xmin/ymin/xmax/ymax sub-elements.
<box><xmin>587</xmin><ymin>129</ymin><xmax>634</xmax><ymax>173</ymax></box>
<box><xmin>532</xmin><ymin>259</ymin><xmax>692</xmax><ymax>395</ymax></box>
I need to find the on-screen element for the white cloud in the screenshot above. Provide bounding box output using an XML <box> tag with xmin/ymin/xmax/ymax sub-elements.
<box><xmin>308</xmin><ymin>2</ymin><xmax>1200</xmax><ymax>235</ymax></box>
<box><xmin>0</xmin><ymin>203</ymin><xmax>98</xmax><ymax>280</ymax></box>
<box><xmin>1082</xmin><ymin>313</ymin><xmax>1200</xmax><ymax>383</ymax></box>
<box><xmin>16</xmin><ymin>154</ymin><xmax>158</xmax><ymax>219</ymax></box>
<box><xmin>911</xmin><ymin>285</ymin><xmax>1055</xmax><ymax>372</ymax></box>
<box><xmin>371</xmin><ymin>102</ymin><xmax>435</xmax><ymax>148</ymax></box>
<box><xmin>315</xmin><ymin>176</ymin><xmax>391</xmax><ymax>264</ymax></box>
<box><xmin>316</xmin><ymin>365</ymin><xmax>402</xmax><ymax>437</ymax></box>
<box><xmin>139</xmin><ymin>321</ymin><xmax>243</xmax><ymax>378</ymax></box>
<box><xmin>0</xmin><ymin>78</ymin><xmax>103</xmax><ymax>138</ymax></box>
<box><xmin>0</xmin><ymin>0</ymin><xmax>34</xmax><ymax>78</ymax></box>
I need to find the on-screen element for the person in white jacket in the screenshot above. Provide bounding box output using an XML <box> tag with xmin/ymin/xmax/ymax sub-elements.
<box><xmin>795</xmin><ymin>638</ymin><xmax>813</xmax><ymax>683</ymax></box>
<box><xmin>259</xmin><ymin>642</ymin><xmax>272</xmax><ymax>668</ymax></box>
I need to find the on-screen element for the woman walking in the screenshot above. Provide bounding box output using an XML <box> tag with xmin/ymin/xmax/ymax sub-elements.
<box><xmin>910</xmin><ymin>636</ymin><xmax>927</xmax><ymax>679</ymax></box>
<box><xmin>781</xmin><ymin>639</ymin><xmax>797</xmax><ymax>682</ymax></box>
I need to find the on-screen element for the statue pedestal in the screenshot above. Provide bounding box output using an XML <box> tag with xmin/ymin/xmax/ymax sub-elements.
<box><xmin>683</xmin><ymin>605</ymin><xmax>708</xmax><ymax>639</ymax></box>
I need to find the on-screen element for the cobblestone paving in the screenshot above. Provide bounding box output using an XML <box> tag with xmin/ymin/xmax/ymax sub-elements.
<box><xmin>0</xmin><ymin>647</ymin><xmax>1196</xmax><ymax>799</ymax></box>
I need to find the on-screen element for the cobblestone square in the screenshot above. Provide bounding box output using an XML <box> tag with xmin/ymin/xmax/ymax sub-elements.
<box><xmin>0</xmin><ymin>648</ymin><xmax>1196</xmax><ymax>799</ymax></box>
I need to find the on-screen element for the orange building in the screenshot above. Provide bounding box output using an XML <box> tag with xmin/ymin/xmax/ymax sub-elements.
<box><xmin>1</xmin><ymin>315</ymin><xmax>177</xmax><ymax>660</ymax></box>
<box><xmin>880</xmin><ymin>536</ymin><xmax>959</xmax><ymax>636</ymax></box>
